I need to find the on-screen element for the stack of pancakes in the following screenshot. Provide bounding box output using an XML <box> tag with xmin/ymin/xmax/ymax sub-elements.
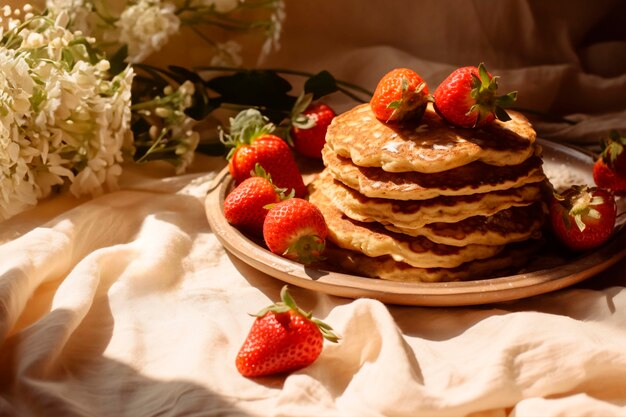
<box><xmin>309</xmin><ymin>103</ymin><xmax>548</xmax><ymax>282</ymax></box>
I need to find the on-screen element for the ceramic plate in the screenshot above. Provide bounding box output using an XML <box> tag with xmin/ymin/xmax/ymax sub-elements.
<box><xmin>205</xmin><ymin>139</ymin><xmax>626</xmax><ymax>306</ymax></box>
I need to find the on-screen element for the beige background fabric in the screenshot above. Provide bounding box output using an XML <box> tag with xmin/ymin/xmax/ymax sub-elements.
<box><xmin>2</xmin><ymin>1</ymin><xmax>626</xmax><ymax>416</ymax></box>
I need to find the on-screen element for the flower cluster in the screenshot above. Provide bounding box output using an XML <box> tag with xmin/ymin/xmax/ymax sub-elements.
<box><xmin>0</xmin><ymin>1</ymin><xmax>288</xmax><ymax>221</ymax></box>
<box><xmin>131</xmin><ymin>80</ymin><xmax>200</xmax><ymax>174</ymax></box>
<box><xmin>44</xmin><ymin>0</ymin><xmax>286</xmax><ymax>65</ymax></box>
<box><xmin>0</xmin><ymin>0</ymin><xmax>284</xmax><ymax>220</ymax></box>
<box><xmin>0</xmin><ymin>9</ymin><xmax>134</xmax><ymax>220</ymax></box>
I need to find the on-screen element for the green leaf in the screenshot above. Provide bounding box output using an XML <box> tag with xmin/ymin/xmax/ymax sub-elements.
<box><xmin>134</xmin><ymin>64</ymin><xmax>171</xmax><ymax>90</ymax></box>
<box><xmin>497</xmin><ymin>91</ymin><xmax>518</xmax><ymax>107</ymax></box>
<box><xmin>109</xmin><ymin>45</ymin><xmax>128</xmax><ymax>76</ymax></box>
<box><xmin>187</xmin><ymin>84</ymin><xmax>220</xmax><ymax>120</ymax></box>
<box><xmin>291</xmin><ymin>92</ymin><xmax>314</xmax><ymax>117</ymax></box>
<box><xmin>478</xmin><ymin>62</ymin><xmax>491</xmax><ymax>85</ymax></box>
<box><xmin>386</xmin><ymin>100</ymin><xmax>402</xmax><ymax>110</ymax></box>
<box><xmin>494</xmin><ymin>106</ymin><xmax>511</xmax><ymax>122</ymax></box>
<box><xmin>304</xmin><ymin>70</ymin><xmax>339</xmax><ymax>100</ymax></box>
<box><xmin>168</xmin><ymin>65</ymin><xmax>205</xmax><ymax>84</ymax></box>
<box><xmin>195</xmin><ymin>141</ymin><xmax>226</xmax><ymax>156</ymax></box>
<box><xmin>281</xmin><ymin>286</ymin><xmax>298</xmax><ymax>311</ymax></box>
<box><xmin>205</xmin><ymin>70</ymin><xmax>295</xmax><ymax>124</ymax></box>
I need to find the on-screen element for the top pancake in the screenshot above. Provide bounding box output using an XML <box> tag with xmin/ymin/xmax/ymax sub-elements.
<box><xmin>325</xmin><ymin>103</ymin><xmax>537</xmax><ymax>173</ymax></box>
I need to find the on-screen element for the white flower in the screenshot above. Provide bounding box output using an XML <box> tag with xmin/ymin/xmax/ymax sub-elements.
<box><xmin>135</xmin><ymin>80</ymin><xmax>200</xmax><ymax>173</ymax></box>
<box><xmin>174</xmin><ymin>129</ymin><xmax>200</xmax><ymax>174</ymax></box>
<box><xmin>259</xmin><ymin>0</ymin><xmax>285</xmax><ymax>61</ymax></box>
<box><xmin>0</xmin><ymin>13</ymin><xmax>135</xmax><ymax>220</ymax></box>
<box><xmin>65</xmin><ymin>65</ymin><xmax>134</xmax><ymax>197</ymax></box>
<box><xmin>45</xmin><ymin>0</ymin><xmax>94</xmax><ymax>36</ymax></box>
<box><xmin>116</xmin><ymin>0</ymin><xmax>180</xmax><ymax>63</ymax></box>
<box><xmin>210</xmin><ymin>40</ymin><xmax>242</xmax><ymax>67</ymax></box>
<box><xmin>0</xmin><ymin>50</ymin><xmax>39</xmax><ymax>219</ymax></box>
<box><xmin>196</xmin><ymin>0</ymin><xmax>240</xmax><ymax>13</ymax></box>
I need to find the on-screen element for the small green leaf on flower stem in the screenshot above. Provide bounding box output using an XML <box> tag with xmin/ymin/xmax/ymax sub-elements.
<box><xmin>304</xmin><ymin>70</ymin><xmax>339</xmax><ymax>100</ymax></box>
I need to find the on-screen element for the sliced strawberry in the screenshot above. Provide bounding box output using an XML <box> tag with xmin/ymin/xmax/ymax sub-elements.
<box><xmin>235</xmin><ymin>286</ymin><xmax>338</xmax><ymax>378</ymax></box>
<box><xmin>549</xmin><ymin>185</ymin><xmax>617</xmax><ymax>251</ymax></box>
<box><xmin>263</xmin><ymin>198</ymin><xmax>328</xmax><ymax>265</ymax></box>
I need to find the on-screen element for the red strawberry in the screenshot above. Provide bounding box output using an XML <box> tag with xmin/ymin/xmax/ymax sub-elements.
<box><xmin>593</xmin><ymin>158</ymin><xmax>626</xmax><ymax>195</ymax></box>
<box><xmin>291</xmin><ymin>102</ymin><xmax>336</xmax><ymax>159</ymax></box>
<box><xmin>221</xmin><ymin>109</ymin><xmax>307</xmax><ymax>198</ymax></box>
<box><xmin>433</xmin><ymin>63</ymin><xmax>517</xmax><ymax>128</ymax></box>
<box><xmin>370</xmin><ymin>68</ymin><xmax>430</xmax><ymax>123</ymax></box>
<box><xmin>549</xmin><ymin>185</ymin><xmax>617</xmax><ymax>251</ymax></box>
<box><xmin>599</xmin><ymin>130</ymin><xmax>626</xmax><ymax>178</ymax></box>
<box><xmin>223</xmin><ymin>165</ymin><xmax>291</xmax><ymax>236</ymax></box>
<box><xmin>263</xmin><ymin>198</ymin><xmax>328</xmax><ymax>265</ymax></box>
<box><xmin>235</xmin><ymin>285</ymin><xmax>339</xmax><ymax>378</ymax></box>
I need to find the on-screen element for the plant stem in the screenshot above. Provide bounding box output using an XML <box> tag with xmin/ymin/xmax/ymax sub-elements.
<box><xmin>266</xmin><ymin>67</ymin><xmax>374</xmax><ymax>97</ymax></box>
<box><xmin>136</xmin><ymin>128</ymin><xmax>168</xmax><ymax>163</ymax></box>
<box><xmin>510</xmin><ymin>107</ymin><xmax>577</xmax><ymax>125</ymax></box>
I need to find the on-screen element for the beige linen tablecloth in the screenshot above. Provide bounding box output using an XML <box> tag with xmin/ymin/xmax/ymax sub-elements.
<box><xmin>0</xmin><ymin>155</ymin><xmax>625</xmax><ymax>417</ymax></box>
<box><xmin>3</xmin><ymin>1</ymin><xmax>626</xmax><ymax>416</ymax></box>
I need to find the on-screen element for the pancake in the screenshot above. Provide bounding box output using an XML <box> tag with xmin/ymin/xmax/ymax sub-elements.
<box><xmin>309</xmin><ymin>185</ymin><xmax>504</xmax><ymax>268</ymax></box>
<box><xmin>315</xmin><ymin>169</ymin><xmax>544</xmax><ymax>229</ymax></box>
<box><xmin>322</xmin><ymin>145</ymin><xmax>546</xmax><ymax>200</ymax></box>
<box><xmin>383</xmin><ymin>203</ymin><xmax>545</xmax><ymax>246</ymax></box>
<box><xmin>323</xmin><ymin>241</ymin><xmax>540</xmax><ymax>282</ymax></box>
<box><xmin>325</xmin><ymin>103</ymin><xmax>537</xmax><ymax>173</ymax></box>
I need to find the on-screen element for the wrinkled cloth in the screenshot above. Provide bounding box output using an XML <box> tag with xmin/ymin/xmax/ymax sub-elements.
<box><xmin>0</xmin><ymin>156</ymin><xmax>625</xmax><ymax>417</ymax></box>
<box><xmin>3</xmin><ymin>1</ymin><xmax>626</xmax><ymax>416</ymax></box>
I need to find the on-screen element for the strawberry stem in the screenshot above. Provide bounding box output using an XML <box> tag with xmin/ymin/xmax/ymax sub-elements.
<box><xmin>252</xmin><ymin>286</ymin><xmax>339</xmax><ymax>343</ymax></box>
<box><xmin>251</xmin><ymin>164</ymin><xmax>294</xmax><ymax>202</ymax></box>
<box><xmin>283</xmin><ymin>234</ymin><xmax>326</xmax><ymax>265</ymax></box>
<box><xmin>468</xmin><ymin>62</ymin><xmax>517</xmax><ymax>126</ymax></box>
<box><xmin>220</xmin><ymin>109</ymin><xmax>276</xmax><ymax>160</ymax></box>
<box><xmin>565</xmin><ymin>185</ymin><xmax>607</xmax><ymax>232</ymax></box>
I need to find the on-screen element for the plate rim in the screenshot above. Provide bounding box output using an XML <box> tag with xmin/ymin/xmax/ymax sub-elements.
<box><xmin>205</xmin><ymin>139</ymin><xmax>626</xmax><ymax>306</ymax></box>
